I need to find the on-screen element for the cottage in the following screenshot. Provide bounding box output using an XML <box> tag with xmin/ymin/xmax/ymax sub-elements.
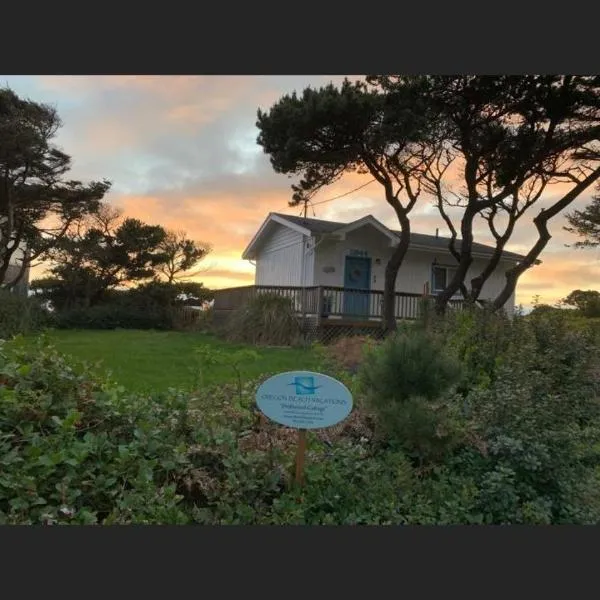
<box><xmin>214</xmin><ymin>212</ymin><xmax>529</xmax><ymax>324</ymax></box>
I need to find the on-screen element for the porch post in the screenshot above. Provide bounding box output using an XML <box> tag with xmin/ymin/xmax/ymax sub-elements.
<box><xmin>316</xmin><ymin>286</ymin><xmax>324</xmax><ymax>326</ymax></box>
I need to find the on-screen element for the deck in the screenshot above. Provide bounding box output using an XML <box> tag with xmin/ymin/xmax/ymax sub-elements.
<box><xmin>212</xmin><ymin>285</ymin><xmax>464</xmax><ymax>327</ymax></box>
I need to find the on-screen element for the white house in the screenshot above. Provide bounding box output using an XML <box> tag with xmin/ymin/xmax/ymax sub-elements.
<box><xmin>237</xmin><ymin>212</ymin><xmax>528</xmax><ymax>319</ymax></box>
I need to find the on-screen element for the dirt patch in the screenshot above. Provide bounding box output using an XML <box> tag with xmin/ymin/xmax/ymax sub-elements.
<box><xmin>325</xmin><ymin>335</ymin><xmax>379</xmax><ymax>374</ymax></box>
<box><xmin>236</xmin><ymin>404</ymin><xmax>376</xmax><ymax>454</ymax></box>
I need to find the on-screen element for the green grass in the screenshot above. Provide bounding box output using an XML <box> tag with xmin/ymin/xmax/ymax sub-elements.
<box><xmin>22</xmin><ymin>329</ymin><xmax>321</xmax><ymax>393</ymax></box>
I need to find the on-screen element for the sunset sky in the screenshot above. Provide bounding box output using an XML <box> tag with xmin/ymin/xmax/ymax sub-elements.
<box><xmin>2</xmin><ymin>75</ymin><xmax>599</xmax><ymax>308</ymax></box>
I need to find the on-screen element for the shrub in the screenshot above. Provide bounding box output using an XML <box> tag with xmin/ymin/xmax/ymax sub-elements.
<box><xmin>0</xmin><ymin>338</ymin><xmax>197</xmax><ymax>524</ymax></box>
<box><xmin>0</xmin><ymin>289</ymin><xmax>50</xmax><ymax>340</ymax></box>
<box><xmin>50</xmin><ymin>281</ymin><xmax>213</xmax><ymax>331</ymax></box>
<box><xmin>456</xmin><ymin>311</ymin><xmax>600</xmax><ymax>524</ymax></box>
<box><xmin>226</xmin><ymin>293</ymin><xmax>302</xmax><ymax>346</ymax></box>
<box><xmin>5</xmin><ymin>308</ymin><xmax>600</xmax><ymax>525</ymax></box>
<box><xmin>358</xmin><ymin>327</ymin><xmax>463</xmax><ymax>463</ymax></box>
<box><xmin>55</xmin><ymin>302</ymin><xmax>172</xmax><ymax>330</ymax></box>
<box><xmin>264</xmin><ymin>445</ymin><xmax>414</xmax><ymax>525</ymax></box>
<box><xmin>0</xmin><ymin>336</ymin><xmax>415</xmax><ymax>525</ymax></box>
<box><xmin>432</xmin><ymin>306</ymin><xmax>513</xmax><ymax>390</ymax></box>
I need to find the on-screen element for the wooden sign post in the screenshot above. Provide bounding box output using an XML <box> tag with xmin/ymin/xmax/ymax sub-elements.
<box><xmin>255</xmin><ymin>371</ymin><xmax>353</xmax><ymax>490</ymax></box>
<box><xmin>295</xmin><ymin>429</ymin><xmax>307</xmax><ymax>487</ymax></box>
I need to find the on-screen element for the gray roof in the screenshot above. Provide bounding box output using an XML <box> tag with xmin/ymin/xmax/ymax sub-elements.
<box><xmin>274</xmin><ymin>212</ymin><xmax>526</xmax><ymax>261</ymax></box>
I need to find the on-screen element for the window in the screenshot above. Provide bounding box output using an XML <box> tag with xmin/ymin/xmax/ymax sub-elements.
<box><xmin>431</xmin><ymin>265</ymin><xmax>455</xmax><ymax>294</ymax></box>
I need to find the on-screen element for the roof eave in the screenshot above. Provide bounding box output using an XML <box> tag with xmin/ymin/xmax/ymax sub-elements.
<box><xmin>332</xmin><ymin>215</ymin><xmax>400</xmax><ymax>245</ymax></box>
<box><xmin>406</xmin><ymin>242</ymin><xmax>526</xmax><ymax>262</ymax></box>
<box><xmin>242</xmin><ymin>213</ymin><xmax>312</xmax><ymax>260</ymax></box>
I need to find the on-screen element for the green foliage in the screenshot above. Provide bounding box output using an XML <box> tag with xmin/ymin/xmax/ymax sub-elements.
<box><xmin>51</xmin><ymin>281</ymin><xmax>213</xmax><ymax>331</ymax></box>
<box><xmin>0</xmin><ymin>87</ymin><xmax>110</xmax><ymax>288</ymax></box>
<box><xmin>565</xmin><ymin>192</ymin><xmax>600</xmax><ymax>248</ymax></box>
<box><xmin>0</xmin><ymin>289</ymin><xmax>51</xmax><ymax>339</ymax></box>
<box><xmin>136</xmin><ymin>280</ymin><xmax>212</xmax><ymax>308</ymax></box>
<box><xmin>358</xmin><ymin>326</ymin><xmax>463</xmax><ymax>463</ymax></box>
<box><xmin>5</xmin><ymin>309</ymin><xmax>600</xmax><ymax>525</ymax></box>
<box><xmin>226</xmin><ymin>292</ymin><xmax>302</xmax><ymax>346</ymax></box>
<box><xmin>562</xmin><ymin>289</ymin><xmax>600</xmax><ymax>318</ymax></box>
<box><xmin>432</xmin><ymin>307</ymin><xmax>514</xmax><ymax>390</ymax></box>
<box><xmin>193</xmin><ymin>344</ymin><xmax>259</xmax><ymax>406</ymax></box>
<box><xmin>37</xmin><ymin>206</ymin><xmax>168</xmax><ymax>311</ymax></box>
<box><xmin>0</xmin><ymin>339</ymin><xmax>193</xmax><ymax>524</ymax></box>
<box><xmin>265</xmin><ymin>446</ymin><xmax>414</xmax><ymax>525</ymax></box>
<box><xmin>157</xmin><ymin>230</ymin><xmax>211</xmax><ymax>284</ymax></box>
<box><xmin>448</xmin><ymin>310</ymin><xmax>600</xmax><ymax>523</ymax></box>
<box><xmin>54</xmin><ymin>299</ymin><xmax>172</xmax><ymax>330</ymax></box>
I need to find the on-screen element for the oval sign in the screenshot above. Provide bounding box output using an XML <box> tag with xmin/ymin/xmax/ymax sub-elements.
<box><xmin>256</xmin><ymin>371</ymin><xmax>353</xmax><ymax>429</ymax></box>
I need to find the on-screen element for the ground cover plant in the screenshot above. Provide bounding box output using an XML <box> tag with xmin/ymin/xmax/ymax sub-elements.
<box><xmin>2</xmin><ymin>307</ymin><xmax>600</xmax><ymax>525</ymax></box>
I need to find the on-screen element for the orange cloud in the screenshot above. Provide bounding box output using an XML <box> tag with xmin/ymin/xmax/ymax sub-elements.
<box><xmin>9</xmin><ymin>75</ymin><xmax>597</xmax><ymax>312</ymax></box>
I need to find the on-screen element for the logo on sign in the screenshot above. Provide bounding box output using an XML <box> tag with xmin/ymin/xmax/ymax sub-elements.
<box><xmin>289</xmin><ymin>376</ymin><xmax>320</xmax><ymax>395</ymax></box>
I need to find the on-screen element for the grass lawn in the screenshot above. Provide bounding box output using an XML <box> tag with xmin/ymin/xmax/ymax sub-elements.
<box><xmin>23</xmin><ymin>329</ymin><xmax>321</xmax><ymax>393</ymax></box>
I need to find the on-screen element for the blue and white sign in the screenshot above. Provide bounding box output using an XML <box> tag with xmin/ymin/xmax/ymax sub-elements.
<box><xmin>256</xmin><ymin>371</ymin><xmax>353</xmax><ymax>429</ymax></box>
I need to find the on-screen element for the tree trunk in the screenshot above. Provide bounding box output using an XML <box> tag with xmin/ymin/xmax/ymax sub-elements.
<box><xmin>435</xmin><ymin>208</ymin><xmax>476</xmax><ymax>314</ymax></box>
<box><xmin>468</xmin><ymin>244</ymin><xmax>506</xmax><ymax>304</ymax></box>
<box><xmin>493</xmin><ymin>168</ymin><xmax>600</xmax><ymax>310</ymax></box>
<box><xmin>382</xmin><ymin>213</ymin><xmax>411</xmax><ymax>333</ymax></box>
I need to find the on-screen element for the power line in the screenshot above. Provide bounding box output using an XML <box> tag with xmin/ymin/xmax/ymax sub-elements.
<box><xmin>311</xmin><ymin>179</ymin><xmax>376</xmax><ymax>207</ymax></box>
<box><xmin>287</xmin><ymin>178</ymin><xmax>377</xmax><ymax>215</ymax></box>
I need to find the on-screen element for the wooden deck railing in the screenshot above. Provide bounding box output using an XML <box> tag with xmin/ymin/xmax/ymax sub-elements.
<box><xmin>213</xmin><ymin>285</ymin><xmax>466</xmax><ymax>321</ymax></box>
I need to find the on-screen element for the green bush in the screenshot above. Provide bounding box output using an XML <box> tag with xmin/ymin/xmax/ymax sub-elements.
<box><xmin>454</xmin><ymin>311</ymin><xmax>600</xmax><ymax>524</ymax></box>
<box><xmin>432</xmin><ymin>306</ymin><xmax>514</xmax><ymax>390</ymax></box>
<box><xmin>264</xmin><ymin>445</ymin><xmax>414</xmax><ymax>525</ymax></box>
<box><xmin>53</xmin><ymin>288</ymin><xmax>174</xmax><ymax>330</ymax></box>
<box><xmin>358</xmin><ymin>326</ymin><xmax>463</xmax><ymax>463</ymax></box>
<box><xmin>0</xmin><ymin>289</ymin><xmax>51</xmax><ymax>339</ymax></box>
<box><xmin>50</xmin><ymin>282</ymin><xmax>212</xmax><ymax>331</ymax></box>
<box><xmin>4</xmin><ymin>307</ymin><xmax>600</xmax><ymax>525</ymax></box>
<box><xmin>55</xmin><ymin>302</ymin><xmax>172</xmax><ymax>330</ymax></box>
<box><xmin>0</xmin><ymin>338</ymin><xmax>197</xmax><ymax>524</ymax></box>
<box><xmin>226</xmin><ymin>292</ymin><xmax>302</xmax><ymax>346</ymax></box>
<box><xmin>0</xmin><ymin>337</ymin><xmax>415</xmax><ymax>525</ymax></box>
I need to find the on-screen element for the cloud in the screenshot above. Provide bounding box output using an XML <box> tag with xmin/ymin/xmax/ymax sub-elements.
<box><xmin>1</xmin><ymin>75</ymin><xmax>598</xmax><ymax>309</ymax></box>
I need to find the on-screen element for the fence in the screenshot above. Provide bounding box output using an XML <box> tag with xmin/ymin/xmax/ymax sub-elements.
<box><xmin>213</xmin><ymin>285</ymin><xmax>459</xmax><ymax>323</ymax></box>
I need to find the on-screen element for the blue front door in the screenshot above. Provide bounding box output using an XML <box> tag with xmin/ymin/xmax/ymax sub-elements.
<box><xmin>343</xmin><ymin>256</ymin><xmax>371</xmax><ymax>317</ymax></box>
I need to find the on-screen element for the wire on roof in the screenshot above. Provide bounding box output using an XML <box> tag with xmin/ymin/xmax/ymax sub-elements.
<box><xmin>287</xmin><ymin>178</ymin><xmax>377</xmax><ymax>216</ymax></box>
<box><xmin>310</xmin><ymin>179</ymin><xmax>376</xmax><ymax>207</ymax></box>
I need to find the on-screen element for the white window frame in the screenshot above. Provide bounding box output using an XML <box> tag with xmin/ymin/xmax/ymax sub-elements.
<box><xmin>431</xmin><ymin>264</ymin><xmax>457</xmax><ymax>295</ymax></box>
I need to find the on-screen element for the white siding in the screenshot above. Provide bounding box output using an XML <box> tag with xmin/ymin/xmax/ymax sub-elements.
<box><xmin>313</xmin><ymin>226</ymin><xmax>518</xmax><ymax>312</ymax></box>
<box><xmin>314</xmin><ymin>226</ymin><xmax>392</xmax><ymax>289</ymax></box>
<box><xmin>255</xmin><ymin>223</ymin><xmax>309</xmax><ymax>287</ymax></box>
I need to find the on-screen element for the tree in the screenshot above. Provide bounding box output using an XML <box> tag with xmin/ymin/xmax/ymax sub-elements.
<box><xmin>133</xmin><ymin>280</ymin><xmax>212</xmax><ymax>308</ymax></box>
<box><xmin>258</xmin><ymin>76</ymin><xmax>600</xmax><ymax>322</ymax></box>
<box><xmin>370</xmin><ymin>76</ymin><xmax>600</xmax><ymax>313</ymax></box>
<box><xmin>564</xmin><ymin>192</ymin><xmax>600</xmax><ymax>248</ymax></box>
<box><xmin>0</xmin><ymin>87</ymin><xmax>110</xmax><ymax>290</ymax></box>
<box><xmin>256</xmin><ymin>78</ymin><xmax>439</xmax><ymax>332</ymax></box>
<box><xmin>157</xmin><ymin>230</ymin><xmax>211</xmax><ymax>283</ymax></box>
<box><xmin>36</xmin><ymin>204</ymin><xmax>168</xmax><ymax>309</ymax></box>
<box><xmin>562</xmin><ymin>289</ymin><xmax>600</xmax><ymax>317</ymax></box>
